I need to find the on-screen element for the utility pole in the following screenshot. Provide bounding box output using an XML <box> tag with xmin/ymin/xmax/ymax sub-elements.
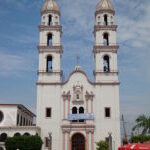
<box><xmin>122</xmin><ymin>114</ymin><xmax>128</xmax><ymax>145</ymax></box>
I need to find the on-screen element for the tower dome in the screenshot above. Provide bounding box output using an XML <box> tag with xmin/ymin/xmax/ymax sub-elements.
<box><xmin>41</xmin><ymin>0</ymin><xmax>60</xmax><ymax>15</ymax></box>
<box><xmin>96</xmin><ymin>0</ymin><xmax>114</xmax><ymax>14</ymax></box>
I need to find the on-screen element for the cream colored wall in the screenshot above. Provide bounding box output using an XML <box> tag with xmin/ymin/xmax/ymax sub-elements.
<box><xmin>96</xmin><ymin>13</ymin><xmax>114</xmax><ymax>26</ymax></box>
<box><xmin>0</xmin><ymin>106</ymin><xmax>17</xmax><ymax>127</ymax></box>
<box><xmin>36</xmin><ymin>85</ymin><xmax>62</xmax><ymax>150</ymax></box>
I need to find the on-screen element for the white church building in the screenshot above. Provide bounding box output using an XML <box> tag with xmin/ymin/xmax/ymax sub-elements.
<box><xmin>0</xmin><ymin>0</ymin><xmax>121</xmax><ymax>150</ymax></box>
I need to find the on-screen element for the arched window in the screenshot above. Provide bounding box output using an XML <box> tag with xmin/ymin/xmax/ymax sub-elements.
<box><xmin>0</xmin><ymin>111</ymin><xmax>4</xmax><ymax>123</ymax></box>
<box><xmin>46</xmin><ymin>55</ymin><xmax>53</xmax><ymax>72</ymax></box>
<box><xmin>79</xmin><ymin>107</ymin><xmax>84</xmax><ymax>114</ymax></box>
<box><xmin>79</xmin><ymin>107</ymin><xmax>84</xmax><ymax>122</ymax></box>
<box><xmin>104</xmin><ymin>14</ymin><xmax>108</xmax><ymax>26</ymax></box>
<box><xmin>103</xmin><ymin>55</ymin><xmax>110</xmax><ymax>72</ymax></box>
<box><xmin>47</xmin><ymin>33</ymin><xmax>52</xmax><ymax>46</ymax></box>
<box><xmin>48</xmin><ymin>15</ymin><xmax>52</xmax><ymax>26</ymax></box>
<box><xmin>103</xmin><ymin>33</ymin><xmax>109</xmax><ymax>46</ymax></box>
<box><xmin>0</xmin><ymin>133</ymin><xmax>7</xmax><ymax>142</ymax></box>
<box><xmin>0</xmin><ymin>147</ymin><xmax>4</xmax><ymax>150</ymax></box>
<box><xmin>72</xmin><ymin>107</ymin><xmax>77</xmax><ymax>114</ymax></box>
<box><xmin>24</xmin><ymin>132</ymin><xmax>30</xmax><ymax>136</ymax></box>
<box><xmin>14</xmin><ymin>133</ymin><xmax>21</xmax><ymax>137</ymax></box>
<box><xmin>72</xmin><ymin>107</ymin><xmax>77</xmax><ymax>122</ymax></box>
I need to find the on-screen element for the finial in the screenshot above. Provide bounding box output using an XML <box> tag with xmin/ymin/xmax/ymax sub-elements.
<box><xmin>76</xmin><ymin>55</ymin><xmax>80</xmax><ymax>66</ymax></box>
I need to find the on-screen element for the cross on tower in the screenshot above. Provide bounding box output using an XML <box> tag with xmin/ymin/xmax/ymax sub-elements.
<box><xmin>76</xmin><ymin>55</ymin><xmax>80</xmax><ymax>66</ymax></box>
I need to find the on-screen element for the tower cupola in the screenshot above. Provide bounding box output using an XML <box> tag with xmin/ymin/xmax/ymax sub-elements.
<box><xmin>96</xmin><ymin>0</ymin><xmax>114</xmax><ymax>15</ymax></box>
<box><xmin>41</xmin><ymin>0</ymin><xmax>60</xmax><ymax>15</ymax></box>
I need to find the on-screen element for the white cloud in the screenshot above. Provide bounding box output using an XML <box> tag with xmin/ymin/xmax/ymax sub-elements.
<box><xmin>0</xmin><ymin>50</ymin><xmax>36</xmax><ymax>77</ymax></box>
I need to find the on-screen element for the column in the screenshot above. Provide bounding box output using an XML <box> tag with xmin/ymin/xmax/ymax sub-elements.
<box><xmin>67</xmin><ymin>131</ymin><xmax>70</xmax><ymax>150</ymax></box>
<box><xmin>86</xmin><ymin>131</ymin><xmax>89</xmax><ymax>150</ymax></box>
<box><xmin>91</xmin><ymin>97</ymin><xmax>93</xmax><ymax>113</ymax></box>
<box><xmin>86</xmin><ymin>97</ymin><xmax>88</xmax><ymax>113</ymax></box>
<box><xmin>63</xmin><ymin>97</ymin><xmax>66</xmax><ymax>119</ymax></box>
<box><xmin>62</xmin><ymin>131</ymin><xmax>65</xmax><ymax>150</ymax></box>
<box><xmin>68</xmin><ymin>96</ymin><xmax>71</xmax><ymax>115</ymax></box>
<box><xmin>91</xmin><ymin>131</ymin><xmax>94</xmax><ymax>150</ymax></box>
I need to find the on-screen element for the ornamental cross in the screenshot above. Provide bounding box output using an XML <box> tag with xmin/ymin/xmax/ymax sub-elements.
<box><xmin>76</xmin><ymin>55</ymin><xmax>80</xmax><ymax>66</ymax></box>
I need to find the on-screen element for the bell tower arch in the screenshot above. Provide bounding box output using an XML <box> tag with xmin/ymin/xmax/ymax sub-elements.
<box><xmin>38</xmin><ymin>0</ymin><xmax>63</xmax><ymax>83</ymax></box>
<box><xmin>93</xmin><ymin>0</ymin><xmax>119</xmax><ymax>84</ymax></box>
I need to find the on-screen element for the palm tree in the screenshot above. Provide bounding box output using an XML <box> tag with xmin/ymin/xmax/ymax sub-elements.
<box><xmin>132</xmin><ymin>115</ymin><xmax>150</xmax><ymax>135</ymax></box>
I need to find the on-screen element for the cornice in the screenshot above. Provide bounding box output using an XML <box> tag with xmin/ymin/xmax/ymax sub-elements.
<box><xmin>41</xmin><ymin>10</ymin><xmax>61</xmax><ymax>16</ymax></box>
<box><xmin>39</xmin><ymin>25</ymin><xmax>62</xmax><ymax>33</ymax></box>
<box><xmin>37</xmin><ymin>45</ymin><xmax>63</xmax><ymax>54</ymax></box>
<box><xmin>95</xmin><ymin>9</ymin><xmax>115</xmax><ymax>17</ymax></box>
<box><xmin>93</xmin><ymin>45</ymin><xmax>119</xmax><ymax>53</ymax></box>
<box><xmin>38</xmin><ymin>70</ymin><xmax>63</xmax><ymax>75</ymax></box>
<box><xmin>0</xmin><ymin>126</ymin><xmax>41</xmax><ymax>130</ymax></box>
<box><xmin>94</xmin><ymin>25</ymin><xmax>117</xmax><ymax>33</ymax></box>
<box><xmin>37</xmin><ymin>82</ymin><xmax>62</xmax><ymax>86</ymax></box>
<box><xmin>61</xmin><ymin>124</ymin><xmax>95</xmax><ymax>129</ymax></box>
<box><xmin>93</xmin><ymin>70</ymin><xmax>119</xmax><ymax>75</ymax></box>
<box><xmin>37</xmin><ymin>81</ymin><xmax>120</xmax><ymax>86</ymax></box>
<box><xmin>95</xmin><ymin>81</ymin><xmax>120</xmax><ymax>85</ymax></box>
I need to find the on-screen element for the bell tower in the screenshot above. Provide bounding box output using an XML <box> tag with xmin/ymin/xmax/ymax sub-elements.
<box><xmin>38</xmin><ymin>0</ymin><xmax>63</xmax><ymax>83</ymax></box>
<box><xmin>93</xmin><ymin>0</ymin><xmax>119</xmax><ymax>84</ymax></box>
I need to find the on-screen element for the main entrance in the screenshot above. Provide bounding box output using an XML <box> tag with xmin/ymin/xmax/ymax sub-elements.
<box><xmin>72</xmin><ymin>133</ymin><xmax>85</xmax><ymax>150</ymax></box>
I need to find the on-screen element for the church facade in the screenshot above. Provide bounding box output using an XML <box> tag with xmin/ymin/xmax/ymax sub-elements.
<box><xmin>37</xmin><ymin>0</ymin><xmax>121</xmax><ymax>149</ymax></box>
<box><xmin>0</xmin><ymin>0</ymin><xmax>121</xmax><ymax>150</ymax></box>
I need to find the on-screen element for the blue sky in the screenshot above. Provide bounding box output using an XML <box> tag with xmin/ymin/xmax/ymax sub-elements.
<box><xmin>0</xmin><ymin>0</ymin><xmax>150</xmax><ymax>137</ymax></box>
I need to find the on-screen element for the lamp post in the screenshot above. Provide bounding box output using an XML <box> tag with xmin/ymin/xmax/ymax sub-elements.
<box><xmin>108</xmin><ymin>132</ymin><xmax>112</xmax><ymax>150</ymax></box>
<box><xmin>48</xmin><ymin>132</ymin><xmax>52</xmax><ymax>150</ymax></box>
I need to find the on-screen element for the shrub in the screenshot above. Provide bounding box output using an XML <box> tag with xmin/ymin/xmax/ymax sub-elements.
<box><xmin>130</xmin><ymin>134</ymin><xmax>150</xmax><ymax>143</ymax></box>
<box><xmin>96</xmin><ymin>140</ymin><xmax>109</xmax><ymax>150</ymax></box>
<box><xmin>5</xmin><ymin>135</ymin><xmax>43</xmax><ymax>150</ymax></box>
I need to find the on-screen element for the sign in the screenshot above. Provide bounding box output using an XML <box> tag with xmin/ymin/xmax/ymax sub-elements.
<box><xmin>67</xmin><ymin>113</ymin><xmax>94</xmax><ymax>121</ymax></box>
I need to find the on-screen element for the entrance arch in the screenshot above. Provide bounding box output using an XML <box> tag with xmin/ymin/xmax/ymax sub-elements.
<box><xmin>71</xmin><ymin>133</ymin><xmax>85</xmax><ymax>150</ymax></box>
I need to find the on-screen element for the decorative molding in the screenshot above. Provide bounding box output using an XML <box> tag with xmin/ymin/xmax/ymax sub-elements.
<box><xmin>0</xmin><ymin>126</ymin><xmax>41</xmax><ymax>130</ymax></box>
<box><xmin>95</xmin><ymin>9</ymin><xmax>115</xmax><ymax>17</ymax></box>
<box><xmin>39</xmin><ymin>25</ymin><xmax>62</xmax><ymax>33</ymax></box>
<box><xmin>95</xmin><ymin>81</ymin><xmax>120</xmax><ymax>85</ymax></box>
<box><xmin>41</xmin><ymin>10</ymin><xmax>61</xmax><ymax>16</ymax></box>
<box><xmin>37</xmin><ymin>45</ymin><xmax>63</xmax><ymax>54</ymax></box>
<box><xmin>94</xmin><ymin>25</ymin><xmax>117</xmax><ymax>34</ymax></box>
<box><xmin>72</xmin><ymin>83</ymin><xmax>84</xmax><ymax>103</ymax></box>
<box><xmin>62</xmin><ymin>124</ymin><xmax>95</xmax><ymax>130</ymax></box>
<box><xmin>93</xmin><ymin>70</ymin><xmax>119</xmax><ymax>75</ymax></box>
<box><xmin>38</xmin><ymin>70</ymin><xmax>63</xmax><ymax>76</ymax></box>
<box><xmin>62</xmin><ymin>69</ymin><xmax>94</xmax><ymax>86</ymax></box>
<box><xmin>85</xmin><ymin>91</ymin><xmax>94</xmax><ymax>100</ymax></box>
<box><xmin>93</xmin><ymin>45</ymin><xmax>119</xmax><ymax>53</ymax></box>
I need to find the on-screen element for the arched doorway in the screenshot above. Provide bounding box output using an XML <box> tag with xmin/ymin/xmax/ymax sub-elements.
<box><xmin>72</xmin><ymin>133</ymin><xmax>85</xmax><ymax>150</ymax></box>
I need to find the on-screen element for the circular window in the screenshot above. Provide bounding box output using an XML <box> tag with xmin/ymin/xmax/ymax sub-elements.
<box><xmin>0</xmin><ymin>111</ymin><xmax>4</xmax><ymax>123</ymax></box>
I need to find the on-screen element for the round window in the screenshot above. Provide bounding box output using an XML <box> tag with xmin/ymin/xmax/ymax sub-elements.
<box><xmin>0</xmin><ymin>111</ymin><xmax>4</xmax><ymax>123</ymax></box>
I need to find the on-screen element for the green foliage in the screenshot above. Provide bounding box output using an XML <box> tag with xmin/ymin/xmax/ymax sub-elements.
<box><xmin>130</xmin><ymin>134</ymin><xmax>150</xmax><ymax>143</ymax></box>
<box><xmin>96</xmin><ymin>141</ymin><xmax>109</xmax><ymax>150</ymax></box>
<box><xmin>132</xmin><ymin>115</ymin><xmax>150</xmax><ymax>135</ymax></box>
<box><xmin>5</xmin><ymin>135</ymin><xmax>43</xmax><ymax>150</ymax></box>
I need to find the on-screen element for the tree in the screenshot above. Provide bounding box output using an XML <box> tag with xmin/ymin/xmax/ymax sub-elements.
<box><xmin>5</xmin><ymin>135</ymin><xmax>43</xmax><ymax>150</ymax></box>
<box><xmin>132</xmin><ymin>115</ymin><xmax>150</xmax><ymax>135</ymax></box>
<box><xmin>130</xmin><ymin>134</ymin><xmax>150</xmax><ymax>143</ymax></box>
<box><xmin>96</xmin><ymin>141</ymin><xmax>109</xmax><ymax>150</ymax></box>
